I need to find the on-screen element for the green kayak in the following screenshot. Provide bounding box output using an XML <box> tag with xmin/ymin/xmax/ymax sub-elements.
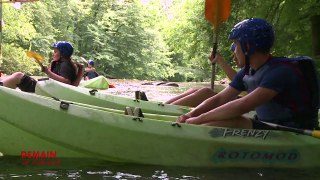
<box><xmin>35</xmin><ymin>78</ymin><xmax>190</xmax><ymax>116</ymax></box>
<box><xmin>79</xmin><ymin>75</ymin><xmax>109</xmax><ymax>90</ymax></box>
<box><xmin>1</xmin><ymin>86</ymin><xmax>320</xmax><ymax>168</ymax></box>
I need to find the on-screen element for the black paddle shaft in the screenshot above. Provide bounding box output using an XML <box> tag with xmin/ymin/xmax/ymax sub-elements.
<box><xmin>211</xmin><ymin>32</ymin><xmax>219</xmax><ymax>90</ymax></box>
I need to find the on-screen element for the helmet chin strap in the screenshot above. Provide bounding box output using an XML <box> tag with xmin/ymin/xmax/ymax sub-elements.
<box><xmin>244</xmin><ymin>52</ymin><xmax>251</xmax><ymax>75</ymax></box>
<box><xmin>243</xmin><ymin>42</ymin><xmax>254</xmax><ymax>75</ymax></box>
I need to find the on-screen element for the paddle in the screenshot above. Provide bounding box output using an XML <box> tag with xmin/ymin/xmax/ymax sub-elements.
<box><xmin>205</xmin><ymin>0</ymin><xmax>231</xmax><ymax>90</ymax></box>
<box><xmin>80</xmin><ymin>57</ymin><xmax>88</xmax><ymax>65</ymax></box>
<box><xmin>26</xmin><ymin>51</ymin><xmax>45</xmax><ymax>67</ymax></box>
<box><xmin>261</xmin><ymin>121</ymin><xmax>320</xmax><ymax>139</ymax></box>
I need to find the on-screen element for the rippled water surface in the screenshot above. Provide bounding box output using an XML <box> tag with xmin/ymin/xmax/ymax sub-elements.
<box><xmin>105</xmin><ymin>79</ymin><xmax>226</xmax><ymax>102</ymax></box>
<box><xmin>0</xmin><ymin>79</ymin><xmax>318</xmax><ymax>179</ymax></box>
<box><xmin>1</xmin><ymin>157</ymin><xmax>318</xmax><ymax>180</ymax></box>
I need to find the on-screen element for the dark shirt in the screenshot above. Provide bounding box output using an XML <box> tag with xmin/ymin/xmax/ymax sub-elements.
<box><xmin>85</xmin><ymin>71</ymin><xmax>99</xmax><ymax>79</ymax></box>
<box><xmin>229</xmin><ymin>58</ymin><xmax>312</xmax><ymax>128</ymax></box>
<box><xmin>51</xmin><ymin>59</ymin><xmax>76</xmax><ymax>83</ymax></box>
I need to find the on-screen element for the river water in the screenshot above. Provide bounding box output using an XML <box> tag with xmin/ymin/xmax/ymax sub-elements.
<box><xmin>1</xmin><ymin>157</ymin><xmax>318</xmax><ymax>179</ymax></box>
<box><xmin>105</xmin><ymin>79</ymin><xmax>214</xmax><ymax>101</ymax></box>
<box><xmin>105</xmin><ymin>79</ymin><xmax>228</xmax><ymax>102</ymax></box>
<box><xmin>0</xmin><ymin>79</ymin><xmax>318</xmax><ymax>179</ymax></box>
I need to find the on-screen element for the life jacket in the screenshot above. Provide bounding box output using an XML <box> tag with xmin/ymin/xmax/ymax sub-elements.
<box><xmin>245</xmin><ymin>56</ymin><xmax>319</xmax><ymax>129</ymax></box>
<box><xmin>86</xmin><ymin>71</ymin><xmax>99</xmax><ymax>79</ymax></box>
<box><xmin>270</xmin><ymin>56</ymin><xmax>319</xmax><ymax>129</ymax></box>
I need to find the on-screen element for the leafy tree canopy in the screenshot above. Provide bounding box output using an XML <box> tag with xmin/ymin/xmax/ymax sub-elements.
<box><xmin>0</xmin><ymin>0</ymin><xmax>319</xmax><ymax>81</ymax></box>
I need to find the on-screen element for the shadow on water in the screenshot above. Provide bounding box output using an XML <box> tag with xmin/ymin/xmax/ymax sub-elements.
<box><xmin>0</xmin><ymin>156</ymin><xmax>318</xmax><ymax>179</ymax></box>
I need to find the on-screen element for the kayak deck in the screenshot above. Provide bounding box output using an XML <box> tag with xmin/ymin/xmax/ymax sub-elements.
<box><xmin>35</xmin><ymin>79</ymin><xmax>191</xmax><ymax>116</ymax></box>
<box><xmin>1</xmin><ymin>86</ymin><xmax>320</xmax><ymax>168</ymax></box>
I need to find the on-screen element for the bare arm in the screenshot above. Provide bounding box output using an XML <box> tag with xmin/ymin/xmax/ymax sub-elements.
<box><xmin>42</xmin><ymin>61</ymin><xmax>72</xmax><ymax>84</ymax></box>
<box><xmin>85</xmin><ymin>67</ymin><xmax>96</xmax><ymax>72</ymax></box>
<box><xmin>46</xmin><ymin>69</ymin><xmax>72</xmax><ymax>84</ymax></box>
<box><xmin>177</xmin><ymin>86</ymin><xmax>240</xmax><ymax>123</ymax></box>
<box><xmin>186</xmin><ymin>87</ymin><xmax>278</xmax><ymax>125</ymax></box>
<box><xmin>210</xmin><ymin>53</ymin><xmax>237</xmax><ymax>80</ymax></box>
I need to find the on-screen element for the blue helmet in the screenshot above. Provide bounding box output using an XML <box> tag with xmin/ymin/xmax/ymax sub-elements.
<box><xmin>229</xmin><ymin>18</ymin><xmax>274</xmax><ymax>56</ymax></box>
<box><xmin>88</xmin><ymin>59</ymin><xmax>94</xmax><ymax>65</ymax></box>
<box><xmin>230</xmin><ymin>43</ymin><xmax>235</xmax><ymax>52</ymax></box>
<box><xmin>51</xmin><ymin>41</ymin><xmax>74</xmax><ymax>57</ymax></box>
<box><xmin>88</xmin><ymin>59</ymin><xmax>94</xmax><ymax>66</ymax></box>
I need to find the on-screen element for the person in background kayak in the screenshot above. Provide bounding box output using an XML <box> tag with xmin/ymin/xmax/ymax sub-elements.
<box><xmin>165</xmin><ymin>43</ymin><xmax>240</xmax><ymax>107</ymax></box>
<box><xmin>0</xmin><ymin>41</ymin><xmax>78</xmax><ymax>92</ymax></box>
<box><xmin>84</xmin><ymin>59</ymin><xmax>99</xmax><ymax>80</ymax></box>
<box><xmin>177</xmin><ymin>18</ymin><xmax>319</xmax><ymax>130</ymax></box>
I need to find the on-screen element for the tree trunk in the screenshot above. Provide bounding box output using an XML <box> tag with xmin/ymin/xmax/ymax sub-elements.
<box><xmin>311</xmin><ymin>15</ymin><xmax>320</xmax><ymax>57</ymax></box>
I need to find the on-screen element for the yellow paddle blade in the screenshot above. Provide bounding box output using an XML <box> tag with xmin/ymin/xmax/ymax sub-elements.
<box><xmin>312</xmin><ymin>130</ymin><xmax>320</xmax><ymax>138</ymax></box>
<box><xmin>26</xmin><ymin>51</ymin><xmax>44</xmax><ymax>64</ymax></box>
<box><xmin>205</xmin><ymin>0</ymin><xmax>231</xmax><ymax>31</ymax></box>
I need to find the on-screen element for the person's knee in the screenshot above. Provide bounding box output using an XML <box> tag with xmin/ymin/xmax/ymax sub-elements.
<box><xmin>1</xmin><ymin>72</ymin><xmax>25</xmax><ymax>88</ymax></box>
<box><xmin>235</xmin><ymin>117</ymin><xmax>252</xmax><ymax>129</ymax></box>
<box><xmin>205</xmin><ymin>117</ymin><xmax>252</xmax><ymax>129</ymax></box>
<box><xmin>17</xmin><ymin>74</ymin><xmax>37</xmax><ymax>92</ymax></box>
<box><xmin>11</xmin><ymin>72</ymin><xmax>25</xmax><ymax>80</ymax></box>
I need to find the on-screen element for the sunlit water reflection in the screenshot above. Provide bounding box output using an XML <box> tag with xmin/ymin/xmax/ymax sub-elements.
<box><xmin>1</xmin><ymin>157</ymin><xmax>318</xmax><ymax>179</ymax></box>
<box><xmin>105</xmin><ymin>79</ymin><xmax>226</xmax><ymax>102</ymax></box>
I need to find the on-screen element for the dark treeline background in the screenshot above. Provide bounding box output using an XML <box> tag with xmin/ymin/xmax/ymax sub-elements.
<box><xmin>0</xmin><ymin>0</ymin><xmax>319</xmax><ymax>82</ymax></box>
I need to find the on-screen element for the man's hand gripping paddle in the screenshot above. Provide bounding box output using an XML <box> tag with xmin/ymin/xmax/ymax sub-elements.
<box><xmin>205</xmin><ymin>0</ymin><xmax>231</xmax><ymax>90</ymax></box>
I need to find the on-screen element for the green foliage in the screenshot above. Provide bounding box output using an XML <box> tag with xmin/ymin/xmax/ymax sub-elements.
<box><xmin>273</xmin><ymin>0</ymin><xmax>320</xmax><ymax>57</ymax></box>
<box><xmin>2</xmin><ymin>4</ymin><xmax>36</xmax><ymax>46</ymax></box>
<box><xmin>0</xmin><ymin>4</ymin><xmax>41</xmax><ymax>75</ymax></box>
<box><xmin>164</xmin><ymin>0</ymin><xmax>320</xmax><ymax>81</ymax></box>
<box><xmin>1</xmin><ymin>44</ymin><xmax>39</xmax><ymax>75</ymax></box>
<box><xmin>77</xmin><ymin>0</ymin><xmax>174</xmax><ymax>80</ymax></box>
<box><xmin>0</xmin><ymin>0</ymin><xmax>319</xmax><ymax>81</ymax></box>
